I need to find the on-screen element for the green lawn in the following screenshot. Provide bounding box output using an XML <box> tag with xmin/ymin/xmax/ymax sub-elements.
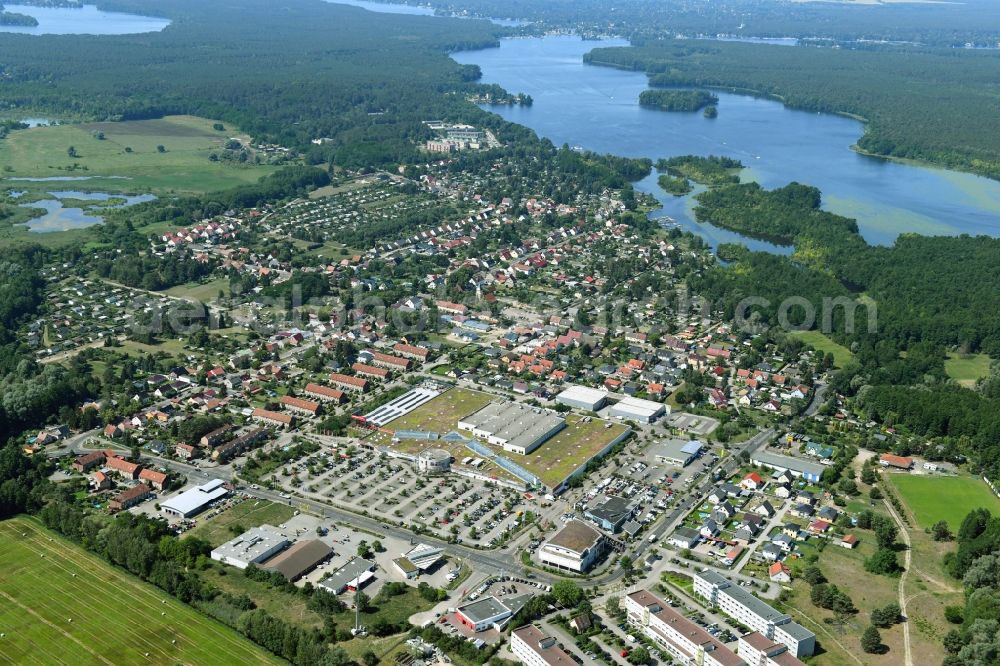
<box><xmin>186</xmin><ymin>499</ymin><xmax>297</xmax><ymax>547</ymax></box>
<box><xmin>0</xmin><ymin>115</ymin><xmax>278</xmax><ymax>194</ymax></box>
<box><xmin>944</xmin><ymin>352</ymin><xmax>992</xmax><ymax>388</ymax></box>
<box><xmin>165</xmin><ymin>277</ymin><xmax>232</xmax><ymax>303</ymax></box>
<box><xmin>887</xmin><ymin>473</ymin><xmax>1000</xmax><ymax>530</ymax></box>
<box><xmin>0</xmin><ymin>516</ymin><xmax>283</xmax><ymax>666</ymax></box>
<box><xmin>381</xmin><ymin>387</ymin><xmax>493</xmax><ymax>432</ymax></box>
<box><xmin>515</xmin><ymin>414</ymin><xmax>629</xmax><ymax>488</ymax></box>
<box><xmin>790</xmin><ymin>330</ymin><xmax>854</xmax><ymax>368</ymax></box>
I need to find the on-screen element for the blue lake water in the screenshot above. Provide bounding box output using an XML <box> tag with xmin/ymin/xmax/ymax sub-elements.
<box><xmin>0</xmin><ymin>4</ymin><xmax>169</xmax><ymax>35</ymax></box>
<box><xmin>18</xmin><ymin>190</ymin><xmax>156</xmax><ymax>233</ymax></box>
<box><xmin>452</xmin><ymin>36</ymin><xmax>1000</xmax><ymax>249</ymax></box>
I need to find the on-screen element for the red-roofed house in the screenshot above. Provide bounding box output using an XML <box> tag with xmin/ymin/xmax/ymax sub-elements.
<box><xmin>280</xmin><ymin>395</ymin><xmax>321</xmax><ymax>416</ymax></box>
<box><xmin>879</xmin><ymin>453</ymin><xmax>914</xmax><ymax>470</ymax></box>
<box><xmin>252</xmin><ymin>408</ymin><xmax>295</xmax><ymax>428</ymax></box>
<box><xmin>304</xmin><ymin>383</ymin><xmax>346</xmax><ymax>404</ymax></box>
<box><xmin>329</xmin><ymin>373</ymin><xmax>368</xmax><ymax>392</ymax></box>
<box><xmin>138</xmin><ymin>468</ymin><xmax>169</xmax><ymax>491</ymax></box>
<box><xmin>768</xmin><ymin>562</ymin><xmax>792</xmax><ymax>583</ymax></box>
<box><xmin>106</xmin><ymin>456</ymin><xmax>142</xmax><ymax>480</ymax></box>
<box><xmin>109</xmin><ymin>483</ymin><xmax>152</xmax><ymax>513</ymax></box>
<box><xmin>741</xmin><ymin>472</ymin><xmax>763</xmax><ymax>491</ymax></box>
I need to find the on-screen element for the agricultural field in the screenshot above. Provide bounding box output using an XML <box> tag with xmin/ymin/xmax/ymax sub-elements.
<box><xmin>886</xmin><ymin>473</ymin><xmax>999</xmax><ymax>530</ymax></box>
<box><xmin>790</xmin><ymin>330</ymin><xmax>854</xmax><ymax>369</ymax></box>
<box><xmin>944</xmin><ymin>352</ymin><xmax>992</xmax><ymax>388</ymax></box>
<box><xmin>0</xmin><ymin>516</ymin><xmax>283</xmax><ymax>666</ymax></box>
<box><xmin>0</xmin><ymin>115</ymin><xmax>279</xmax><ymax>194</ymax></box>
<box><xmin>185</xmin><ymin>499</ymin><xmax>297</xmax><ymax>547</ymax></box>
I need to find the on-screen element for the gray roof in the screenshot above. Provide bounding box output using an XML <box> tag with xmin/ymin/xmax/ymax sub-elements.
<box><xmin>459</xmin><ymin>401</ymin><xmax>565</xmax><ymax>451</ymax></box>
<box><xmin>457</xmin><ymin>596</ymin><xmax>512</xmax><ymax>623</ymax></box>
<box><xmin>752</xmin><ymin>451</ymin><xmax>826</xmax><ymax>478</ymax></box>
<box><xmin>161</xmin><ymin>478</ymin><xmax>228</xmax><ymax>516</ymax></box>
<box><xmin>319</xmin><ymin>556</ymin><xmax>373</xmax><ymax>594</ymax></box>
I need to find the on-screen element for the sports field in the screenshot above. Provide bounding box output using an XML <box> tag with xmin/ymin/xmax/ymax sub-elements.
<box><xmin>886</xmin><ymin>473</ymin><xmax>1000</xmax><ymax>530</ymax></box>
<box><xmin>0</xmin><ymin>516</ymin><xmax>283</xmax><ymax>665</ymax></box>
<box><xmin>0</xmin><ymin>115</ymin><xmax>277</xmax><ymax>194</ymax></box>
<box><xmin>944</xmin><ymin>352</ymin><xmax>991</xmax><ymax>388</ymax></box>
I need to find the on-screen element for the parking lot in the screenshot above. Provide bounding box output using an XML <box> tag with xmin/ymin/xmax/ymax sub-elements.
<box><xmin>665</xmin><ymin>412</ymin><xmax>719</xmax><ymax>437</ymax></box>
<box><xmin>264</xmin><ymin>446</ymin><xmax>536</xmax><ymax>548</ymax></box>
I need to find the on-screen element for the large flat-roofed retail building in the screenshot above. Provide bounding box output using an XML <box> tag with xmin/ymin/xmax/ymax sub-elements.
<box><xmin>609</xmin><ymin>396</ymin><xmax>667</xmax><ymax>424</ymax></box>
<box><xmin>211</xmin><ymin>525</ymin><xmax>291</xmax><ymax>569</ymax></box>
<box><xmin>458</xmin><ymin>401</ymin><xmax>565</xmax><ymax>455</ymax></box>
<box><xmin>160</xmin><ymin>478</ymin><xmax>229</xmax><ymax>518</ymax></box>
<box><xmin>654</xmin><ymin>438</ymin><xmax>704</xmax><ymax>467</ymax></box>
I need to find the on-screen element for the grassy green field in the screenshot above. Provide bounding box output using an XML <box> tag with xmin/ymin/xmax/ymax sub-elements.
<box><xmin>382</xmin><ymin>387</ymin><xmax>493</xmax><ymax>432</ymax></box>
<box><xmin>944</xmin><ymin>352</ymin><xmax>992</xmax><ymax>388</ymax></box>
<box><xmin>887</xmin><ymin>473</ymin><xmax>1000</xmax><ymax>529</ymax></box>
<box><xmin>165</xmin><ymin>277</ymin><xmax>232</xmax><ymax>303</ymax></box>
<box><xmin>517</xmin><ymin>414</ymin><xmax>629</xmax><ymax>488</ymax></box>
<box><xmin>790</xmin><ymin>330</ymin><xmax>854</xmax><ymax>369</ymax></box>
<box><xmin>0</xmin><ymin>115</ymin><xmax>278</xmax><ymax>194</ymax></box>
<box><xmin>0</xmin><ymin>516</ymin><xmax>283</xmax><ymax>665</ymax></box>
<box><xmin>186</xmin><ymin>500</ymin><xmax>297</xmax><ymax>547</ymax></box>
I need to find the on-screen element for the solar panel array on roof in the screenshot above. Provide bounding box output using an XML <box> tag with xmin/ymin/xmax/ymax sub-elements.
<box><xmin>364</xmin><ymin>387</ymin><xmax>441</xmax><ymax>426</ymax></box>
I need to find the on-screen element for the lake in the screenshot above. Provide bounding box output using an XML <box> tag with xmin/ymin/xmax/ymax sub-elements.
<box><xmin>452</xmin><ymin>36</ymin><xmax>1000</xmax><ymax>248</ymax></box>
<box><xmin>18</xmin><ymin>190</ymin><xmax>156</xmax><ymax>233</ymax></box>
<box><xmin>0</xmin><ymin>4</ymin><xmax>169</xmax><ymax>35</ymax></box>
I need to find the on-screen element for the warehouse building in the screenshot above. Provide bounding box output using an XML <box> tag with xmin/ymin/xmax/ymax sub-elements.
<box><xmin>609</xmin><ymin>396</ymin><xmax>667</xmax><ymax>424</ymax></box>
<box><xmin>263</xmin><ymin>539</ymin><xmax>333</xmax><ymax>581</ymax></box>
<box><xmin>750</xmin><ymin>451</ymin><xmax>825</xmax><ymax>484</ymax></box>
<box><xmin>211</xmin><ymin>525</ymin><xmax>291</xmax><ymax>569</ymax></box>
<box><xmin>653</xmin><ymin>438</ymin><xmax>704</xmax><ymax>467</ymax></box>
<box><xmin>458</xmin><ymin>401</ymin><xmax>565</xmax><ymax>455</ymax></box>
<box><xmin>556</xmin><ymin>385</ymin><xmax>608</xmax><ymax>412</ymax></box>
<box><xmin>161</xmin><ymin>478</ymin><xmax>230</xmax><ymax>518</ymax></box>
<box><xmin>454</xmin><ymin>594</ymin><xmax>533</xmax><ymax>633</ymax></box>
<box><xmin>319</xmin><ymin>557</ymin><xmax>375</xmax><ymax>594</ymax></box>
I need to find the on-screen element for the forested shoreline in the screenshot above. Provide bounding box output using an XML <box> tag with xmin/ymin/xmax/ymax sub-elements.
<box><xmin>585</xmin><ymin>40</ymin><xmax>1000</xmax><ymax>182</ymax></box>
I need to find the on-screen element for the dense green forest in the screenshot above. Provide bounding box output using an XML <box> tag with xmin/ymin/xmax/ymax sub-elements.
<box><xmin>688</xmin><ymin>177</ymin><xmax>1000</xmax><ymax>478</ymax></box>
<box><xmin>370</xmin><ymin>0</ymin><xmax>1000</xmax><ymax>47</ymax></box>
<box><xmin>655</xmin><ymin>155</ymin><xmax>742</xmax><ymax>187</ymax></box>
<box><xmin>639</xmin><ymin>89</ymin><xmax>717</xmax><ymax>112</ymax></box>
<box><xmin>0</xmin><ymin>0</ymin><xmax>505</xmax><ymax>169</ymax></box>
<box><xmin>585</xmin><ymin>39</ymin><xmax>1000</xmax><ymax>181</ymax></box>
<box><xmin>0</xmin><ymin>11</ymin><xmax>39</xmax><ymax>26</ymax></box>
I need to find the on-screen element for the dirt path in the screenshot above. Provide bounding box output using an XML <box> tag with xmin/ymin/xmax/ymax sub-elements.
<box><xmin>883</xmin><ymin>498</ymin><xmax>913</xmax><ymax>666</ymax></box>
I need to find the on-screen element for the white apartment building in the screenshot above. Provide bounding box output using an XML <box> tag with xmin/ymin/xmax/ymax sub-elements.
<box><xmin>511</xmin><ymin>625</ymin><xmax>576</xmax><ymax>666</ymax></box>
<box><xmin>625</xmin><ymin>589</ymin><xmax>746</xmax><ymax>666</ymax></box>
<box><xmin>693</xmin><ymin>571</ymin><xmax>816</xmax><ymax>658</ymax></box>
<box><xmin>737</xmin><ymin>632</ymin><xmax>806</xmax><ymax>666</ymax></box>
